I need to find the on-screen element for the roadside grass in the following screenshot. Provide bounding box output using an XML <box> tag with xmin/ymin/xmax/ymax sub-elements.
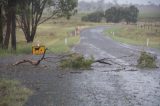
<box><xmin>104</xmin><ymin>24</ymin><xmax>160</xmax><ymax>50</ymax></box>
<box><xmin>0</xmin><ymin>14</ymin><xmax>107</xmax><ymax>56</ymax></box>
<box><xmin>0</xmin><ymin>79</ymin><xmax>32</xmax><ymax>106</ymax></box>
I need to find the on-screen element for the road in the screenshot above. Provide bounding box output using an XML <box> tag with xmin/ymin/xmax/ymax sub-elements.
<box><xmin>0</xmin><ymin>26</ymin><xmax>160</xmax><ymax>106</ymax></box>
<box><xmin>72</xmin><ymin>26</ymin><xmax>160</xmax><ymax>106</ymax></box>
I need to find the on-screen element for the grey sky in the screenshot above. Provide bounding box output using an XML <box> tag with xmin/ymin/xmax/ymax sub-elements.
<box><xmin>79</xmin><ymin>0</ymin><xmax>160</xmax><ymax>5</ymax></box>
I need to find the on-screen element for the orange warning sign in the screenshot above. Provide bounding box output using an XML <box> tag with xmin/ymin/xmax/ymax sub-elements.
<box><xmin>32</xmin><ymin>46</ymin><xmax>45</xmax><ymax>55</ymax></box>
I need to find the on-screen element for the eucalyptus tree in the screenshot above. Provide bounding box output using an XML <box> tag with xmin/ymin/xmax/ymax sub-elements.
<box><xmin>17</xmin><ymin>0</ymin><xmax>78</xmax><ymax>42</ymax></box>
<box><xmin>3</xmin><ymin>0</ymin><xmax>17</xmax><ymax>50</ymax></box>
<box><xmin>0</xmin><ymin>0</ymin><xmax>6</xmax><ymax>48</ymax></box>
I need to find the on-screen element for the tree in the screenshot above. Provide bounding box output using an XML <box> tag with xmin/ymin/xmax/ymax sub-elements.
<box><xmin>3</xmin><ymin>0</ymin><xmax>17</xmax><ymax>50</ymax></box>
<box><xmin>105</xmin><ymin>7</ymin><xmax>121</xmax><ymax>23</ymax></box>
<box><xmin>17</xmin><ymin>0</ymin><xmax>78</xmax><ymax>43</ymax></box>
<box><xmin>105</xmin><ymin>6</ymin><xmax>139</xmax><ymax>23</ymax></box>
<box><xmin>0</xmin><ymin>4</ymin><xmax>3</xmax><ymax>48</ymax></box>
<box><xmin>124</xmin><ymin>6</ymin><xmax>139</xmax><ymax>24</ymax></box>
<box><xmin>0</xmin><ymin>0</ymin><xmax>6</xmax><ymax>48</ymax></box>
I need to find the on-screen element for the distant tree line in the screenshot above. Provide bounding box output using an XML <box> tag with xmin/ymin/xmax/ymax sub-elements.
<box><xmin>81</xmin><ymin>5</ymin><xmax>139</xmax><ymax>24</ymax></box>
<box><xmin>81</xmin><ymin>11</ymin><xmax>104</xmax><ymax>22</ymax></box>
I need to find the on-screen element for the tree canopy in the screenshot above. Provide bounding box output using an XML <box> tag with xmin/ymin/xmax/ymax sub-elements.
<box><xmin>105</xmin><ymin>6</ymin><xmax>139</xmax><ymax>23</ymax></box>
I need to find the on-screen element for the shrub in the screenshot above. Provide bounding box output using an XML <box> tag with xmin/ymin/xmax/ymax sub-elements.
<box><xmin>60</xmin><ymin>53</ymin><xmax>94</xmax><ymax>69</ymax></box>
<box><xmin>137</xmin><ymin>52</ymin><xmax>157</xmax><ymax>68</ymax></box>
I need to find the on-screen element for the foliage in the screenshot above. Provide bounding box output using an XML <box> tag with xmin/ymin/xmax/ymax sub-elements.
<box><xmin>81</xmin><ymin>11</ymin><xmax>104</xmax><ymax>22</ymax></box>
<box><xmin>60</xmin><ymin>53</ymin><xmax>94</xmax><ymax>69</ymax></box>
<box><xmin>105</xmin><ymin>7</ymin><xmax>123</xmax><ymax>23</ymax></box>
<box><xmin>124</xmin><ymin>6</ymin><xmax>139</xmax><ymax>23</ymax></box>
<box><xmin>0</xmin><ymin>79</ymin><xmax>32</xmax><ymax>106</ymax></box>
<box><xmin>105</xmin><ymin>5</ymin><xmax>139</xmax><ymax>23</ymax></box>
<box><xmin>137</xmin><ymin>52</ymin><xmax>157</xmax><ymax>68</ymax></box>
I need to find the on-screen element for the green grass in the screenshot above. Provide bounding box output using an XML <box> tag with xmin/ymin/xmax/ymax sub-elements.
<box><xmin>104</xmin><ymin>24</ymin><xmax>160</xmax><ymax>49</ymax></box>
<box><xmin>0</xmin><ymin>79</ymin><xmax>32</xmax><ymax>106</ymax></box>
<box><xmin>0</xmin><ymin>14</ymin><xmax>108</xmax><ymax>56</ymax></box>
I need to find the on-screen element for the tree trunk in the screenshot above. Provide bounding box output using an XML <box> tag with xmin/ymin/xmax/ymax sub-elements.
<box><xmin>4</xmin><ymin>0</ymin><xmax>17</xmax><ymax>50</ymax></box>
<box><xmin>0</xmin><ymin>5</ymin><xmax>3</xmax><ymax>48</ymax></box>
<box><xmin>30</xmin><ymin>27</ymin><xmax>37</xmax><ymax>42</ymax></box>
<box><xmin>3</xmin><ymin>9</ymin><xmax>12</xmax><ymax>49</ymax></box>
<box><xmin>11</xmin><ymin>6</ymin><xmax>16</xmax><ymax>50</ymax></box>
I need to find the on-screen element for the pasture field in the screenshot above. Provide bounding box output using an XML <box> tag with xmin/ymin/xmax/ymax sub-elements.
<box><xmin>105</xmin><ymin>23</ymin><xmax>160</xmax><ymax>49</ymax></box>
<box><xmin>0</xmin><ymin>15</ymin><xmax>102</xmax><ymax>56</ymax></box>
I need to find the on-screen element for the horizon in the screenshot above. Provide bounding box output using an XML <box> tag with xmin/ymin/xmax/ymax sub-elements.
<box><xmin>78</xmin><ymin>0</ymin><xmax>160</xmax><ymax>5</ymax></box>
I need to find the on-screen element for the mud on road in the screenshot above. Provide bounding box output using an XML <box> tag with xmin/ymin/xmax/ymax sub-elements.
<box><xmin>0</xmin><ymin>26</ymin><xmax>160</xmax><ymax>106</ymax></box>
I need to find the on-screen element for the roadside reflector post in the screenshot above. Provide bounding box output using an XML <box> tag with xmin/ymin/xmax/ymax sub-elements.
<box><xmin>65</xmin><ymin>37</ymin><xmax>68</xmax><ymax>45</ymax></box>
<box><xmin>113</xmin><ymin>31</ymin><xmax>115</xmax><ymax>38</ymax></box>
<box><xmin>146</xmin><ymin>38</ymin><xmax>149</xmax><ymax>47</ymax></box>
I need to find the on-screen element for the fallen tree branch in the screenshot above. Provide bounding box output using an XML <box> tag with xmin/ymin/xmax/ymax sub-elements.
<box><xmin>94</xmin><ymin>60</ymin><xmax>112</xmax><ymax>65</ymax></box>
<box><xmin>13</xmin><ymin>49</ymin><xmax>47</xmax><ymax>66</ymax></box>
<box><xmin>13</xmin><ymin>51</ymin><xmax>135</xmax><ymax>68</ymax></box>
<box><xmin>93</xmin><ymin>54</ymin><xmax>134</xmax><ymax>66</ymax></box>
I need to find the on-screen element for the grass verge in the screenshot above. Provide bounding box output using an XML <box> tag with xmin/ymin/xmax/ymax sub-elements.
<box><xmin>0</xmin><ymin>15</ymin><xmax>107</xmax><ymax>56</ymax></box>
<box><xmin>0</xmin><ymin>79</ymin><xmax>32</xmax><ymax>106</ymax></box>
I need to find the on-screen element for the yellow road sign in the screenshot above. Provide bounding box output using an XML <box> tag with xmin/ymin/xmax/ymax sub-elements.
<box><xmin>32</xmin><ymin>46</ymin><xmax>45</xmax><ymax>55</ymax></box>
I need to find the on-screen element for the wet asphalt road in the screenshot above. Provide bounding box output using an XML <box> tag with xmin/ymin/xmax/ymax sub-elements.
<box><xmin>72</xmin><ymin>26</ymin><xmax>160</xmax><ymax>106</ymax></box>
<box><xmin>0</xmin><ymin>26</ymin><xmax>160</xmax><ymax>106</ymax></box>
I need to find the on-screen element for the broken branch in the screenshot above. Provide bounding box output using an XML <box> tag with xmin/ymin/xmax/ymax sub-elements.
<box><xmin>13</xmin><ymin>48</ymin><xmax>47</xmax><ymax>66</ymax></box>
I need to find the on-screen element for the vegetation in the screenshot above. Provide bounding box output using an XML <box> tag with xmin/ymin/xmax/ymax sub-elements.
<box><xmin>137</xmin><ymin>52</ymin><xmax>157</xmax><ymax>68</ymax></box>
<box><xmin>81</xmin><ymin>5</ymin><xmax>139</xmax><ymax>24</ymax></box>
<box><xmin>0</xmin><ymin>79</ymin><xmax>32</xmax><ymax>106</ymax></box>
<box><xmin>0</xmin><ymin>13</ymin><xmax>109</xmax><ymax>57</ymax></box>
<box><xmin>17</xmin><ymin>0</ymin><xmax>78</xmax><ymax>43</ymax></box>
<box><xmin>0</xmin><ymin>0</ymin><xmax>78</xmax><ymax>50</ymax></box>
<box><xmin>60</xmin><ymin>53</ymin><xmax>94</xmax><ymax>69</ymax></box>
<box><xmin>0</xmin><ymin>20</ymin><xmax>80</xmax><ymax>56</ymax></box>
<box><xmin>105</xmin><ymin>6</ymin><xmax>139</xmax><ymax>23</ymax></box>
<box><xmin>105</xmin><ymin>24</ymin><xmax>160</xmax><ymax>49</ymax></box>
<box><xmin>81</xmin><ymin>11</ymin><xmax>104</xmax><ymax>22</ymax></box>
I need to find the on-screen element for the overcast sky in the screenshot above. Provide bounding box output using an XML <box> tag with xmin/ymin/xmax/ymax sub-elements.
<box><xmin>79</xmin><ymin>0</ymin><xmax>160</xmax><ymax>5</ymax></box>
